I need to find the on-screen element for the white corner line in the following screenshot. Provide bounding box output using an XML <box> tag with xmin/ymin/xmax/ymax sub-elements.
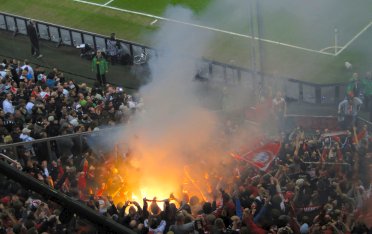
<box><xmin>335</xmin><ymin>21</ymin><xmax>372</xmax><ymax>56</ymax></box>
<box><xmin>73</xmin><ymin>0</ymin><xmax>335</xmax><ymax>56</ymax></box>
<box><xmin>103</xmin><ymin>0</ymin><xmax>114</xmax><ymax>6</ymax></box>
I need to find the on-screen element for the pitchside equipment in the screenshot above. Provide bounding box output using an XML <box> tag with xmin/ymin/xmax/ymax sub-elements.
<box><xmin>133</xmin><ymin>48</ymin><xmax>149</xmax><ymax>65</ymax></box>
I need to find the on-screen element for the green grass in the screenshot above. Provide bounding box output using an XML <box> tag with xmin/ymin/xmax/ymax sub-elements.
<box><xmin>0</xmin><ymin>0</ymin><xmax>157</xmax><ymax>40</ymax></box>
<box><xmin>1</xmin><ymin>0</ymin><xmax>371</xmax><ymax>84</ymax></box>
<box><xmin>259</xmin><ymin>0</ymin><xmax>372</xmax><ymax>49</ymax></box>
<box><xmin>110</xmin><ymin>0</ymin><xmax>212</xmax><ymax>16</ymax></box>
<box><xmin>107</xmin><ymin>0</ymin><xmax>371</xmax><ymax>50</ymax></box>
<box><xmin>86</xmin><ymin>0</ymin><xmax>107</xmax><ymax>4</ymax></box>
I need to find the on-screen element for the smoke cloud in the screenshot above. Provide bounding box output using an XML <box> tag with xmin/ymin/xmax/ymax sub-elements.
<box><xmin>114</xmin><ymin>5</ymin><xmax>230</xmax><ymax>202</ymax></box>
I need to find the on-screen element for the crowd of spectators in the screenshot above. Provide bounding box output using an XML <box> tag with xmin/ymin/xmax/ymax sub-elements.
<box><xmin>0</xmin><ymin>57</ymin><xmax>142</xmax><ymax>232</ymax></box>
<box><xmin>0</xmin><ymin>57</ymin><xmax>371</xmax><ymax>233</ymax></box>
<box><xmin>0</xmin><ymin>57</ymin><xmax>142</xmax><ymax>143</ymax></box>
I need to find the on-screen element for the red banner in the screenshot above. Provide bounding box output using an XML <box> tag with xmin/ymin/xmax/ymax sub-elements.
<box><xmin>231</xmin><ymin>141</ymin><xmax>281</xmax><ymax>172</ymax></box>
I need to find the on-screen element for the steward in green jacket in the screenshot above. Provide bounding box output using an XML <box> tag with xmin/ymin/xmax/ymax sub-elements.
<box><xmin>92</xmin><ymin>50</ymin><xmax>108</xmax><ymax>86</ymax></box>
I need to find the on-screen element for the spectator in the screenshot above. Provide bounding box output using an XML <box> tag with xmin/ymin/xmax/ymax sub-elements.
<box><xmin>3</xmin><ymin>93</ymin><xmax>14</xmax><ymax>114</ymax></box>
<box><xmin>19</xmin><ymin>127</ymin><xmax>35</xmax><ymax>155</ymax></box>
<box><xmin>53</xmin><ymin>67</ymin><xmax>65</xmax><ymax>83</ymax></box>
<box><xmin>25</xmin><ymin>96</ymin><xmax>35</xmax><ymax>114</ymax></box>
<box><xmin>362</xmin><ymin>71</ymin><xmax>372</xmax><ymax>121</ymax></box>
<box><xmin>346</xmin><ymin>72</ymin><xmax>362</xmax><ymax>98</ymax></box>
<box><xmin>272</xmin><ymin>91</ymin><xmax>287</xmax><ymax>132</ymax></box>
<box><xmin>0</xmin><ymin>65</ymin><xmax>6</xmax><ymax>79</ymax></box>
<box><xmin>3</xmin><ymin>112</ymin><xmax>15</xmax><ymax>133</ymax></box>
<box><xmin>9</xmin><ymin>59</ymin><xmax>20</xmax><ymax>85</ymax></box>
<box><xmin>338</xmin><ymin>95</ymin><xmax>363</xmax><ymax>129</ymax></box>
<box><xmin>169</xmin><ymin>210</ymin><xmax>195</xmax><ymax>234</ymax></box>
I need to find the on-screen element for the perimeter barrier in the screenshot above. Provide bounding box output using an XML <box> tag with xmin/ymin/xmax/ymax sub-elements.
<box><xmin>0</xmin><ymin>11</ymin><xmax>349</xmax><ymax>105</ymax></box>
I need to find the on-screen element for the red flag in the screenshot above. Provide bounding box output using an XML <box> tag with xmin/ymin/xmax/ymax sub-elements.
<box><xmin>234</xmin><ymin>141</ymin><xmax>281</xmax><ymax>172</ymax></box>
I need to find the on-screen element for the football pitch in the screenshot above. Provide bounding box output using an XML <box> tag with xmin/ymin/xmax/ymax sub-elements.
<box><xmin>77</xmin><ymin>0</ymin><xmax>371</xmax><ymax>52</ymax></box>
<box><xmin>1</xmin><ymin>0</ymin><xmax>372</xmax><ymax>83</ymax></box>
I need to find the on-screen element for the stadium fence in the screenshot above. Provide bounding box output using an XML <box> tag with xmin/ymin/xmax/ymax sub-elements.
<box><xmin>0</xmin><ymin>11</ymin><xmax>349</xmax><ymax>105</ymax></box>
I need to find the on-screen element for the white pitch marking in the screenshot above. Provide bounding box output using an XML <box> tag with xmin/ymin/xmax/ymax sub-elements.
<box><xmin>73</xmin><ymin>0</ymin><xmax>336</xmax><ymax>56</ymax></box>
<box><xmin>319</xmin><ymin>46</ymin><xmax>343</xmax><ymax>53</ymax></box>
<box><xmin>150</xmin><ymin>19</ymin><xmax>158</xmax><ymax>25</ymax></box>
<box><xmin>103</xmin><ymin>0</ymin><xmax>114</xmax><ymax>6</ymax></box>
<box><xmin>335</xmin><ymin>21</ymin><xmax>372</xmax><ymax>56</ymax></box>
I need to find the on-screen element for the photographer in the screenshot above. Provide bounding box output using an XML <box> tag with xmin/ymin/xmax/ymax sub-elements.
<box><xmin>338</xmin><ymin>95</ymin><xmax>363</xmax><ymax>130</ymax></box>
<box><xmin>111</xmin><ymin>87</ymin><xmax>125</xmax><ymax>110</ymax></box>
<box><xmin>106</xmin><ymin>33</ymin><xmax>121</xmax><ymax>65</ymax></box>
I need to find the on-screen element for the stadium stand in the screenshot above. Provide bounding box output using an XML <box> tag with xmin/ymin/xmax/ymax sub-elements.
<box><xmin>0</xmin><ymin>12</ymin><xmax>371</xmax><ymax>234</ymax></box>
<box><xmin>0</xmin><ymin>55</ymin><xmax>371</xmax><ymax>233</ymax></box>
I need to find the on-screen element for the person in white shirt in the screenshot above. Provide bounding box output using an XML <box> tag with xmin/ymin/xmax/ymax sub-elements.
<box><xmin>338</xmin><ymin>96</ymin><xmax>363</xmax><ymax>129</ymax></box>
<box><xmin>0</xmin><ymin>65</ymin><xmax>6</xmax><ymax>79</ymax></box>
<box><xmin>41</xmin><ymin>160</ymin><xmax>49</xmax><ymax>177</ymax></box>
<box><xmin>272</xmin><ymin>91</ymin><xmax>287</xmax><ymax>131</ymax></box>
<box><xmin>26</xmin><ymin>96</ymin><xmax>35</xmax><ymax>114</ymax></box>
<box><xmin>57</xmin><ymin>85</ymin><xmax>69</xmax><ymax>97</ymax></box>
<box><xmin>40</xmin><ymin>86</ymin><xmax>50</xmax><ymax>99</ymax></box>
<box><xmin>20</xmin><ymin>128</ymin><xmax>35</xmax><ymax>155</ymax></box>
<box><xmin>2</xmin><ymin>93</ymin><xmax>14</xmax><ymax>114</ymax></box>
<box><xmin>21</xmin><ymin>59</ymin><xmax>34</xmax><ymax>78</ymax></box>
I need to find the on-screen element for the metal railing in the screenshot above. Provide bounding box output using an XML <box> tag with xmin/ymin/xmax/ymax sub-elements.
<box><xmin>285</xmin><ymin>114</ymin><xmax>339</xmax><ymax>131</ymax></box>
<box><xmin>0</xmin><ymin>126</ymin><xmax>122</xmax><ymax>161</ymax></box>
<box><xmin>0</xmin><ymin>11</ymin><xmax>350</xmax><ymax>105</ymax></box>
<box><xmin>284</xmin><ymin>114</ymin><xmax>372</xmax><ymax>132</ymax></box>
<box><xmin>0</xmin><ymin>159</ymin><xmax>135</xmax><ymax>234</ymax></box>
<box><xmin>358</xmin><ymin>116</ymin><xmax>372</xmax><ymax>129</ymax></box>
<box><xmin>0</xmin><ymin>11</ymin><xmax>155</xmax><ymax>62</ymax></box>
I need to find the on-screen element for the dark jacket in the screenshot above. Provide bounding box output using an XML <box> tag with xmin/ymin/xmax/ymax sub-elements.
<box><xmin>27</xmin><ymin>23</ymin><xmax>38</xmax><ymax>44</ymax></box>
